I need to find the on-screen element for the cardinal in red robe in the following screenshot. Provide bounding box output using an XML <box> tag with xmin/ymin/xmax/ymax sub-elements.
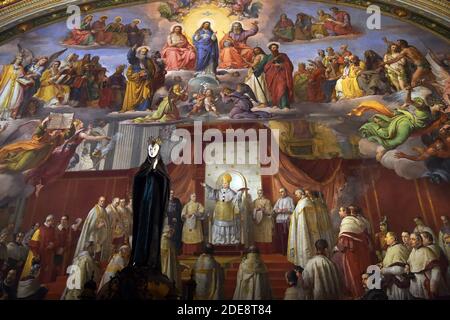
<box><xmin>332</xmin><ymin>207</ymin><xmax>376</xmax><ymax>298</ymax></box>
<box><xmin>264</xmin><ymin>43</ymin><xmax>294</xmax><ymax>109</ymax></box>
<box><xmin>21</xmin><ymin>215</ymin><xmax>57</xmax><ymax>283</ymax></box>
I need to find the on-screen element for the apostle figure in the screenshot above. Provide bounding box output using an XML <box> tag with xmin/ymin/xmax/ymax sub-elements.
<box><xmin>252</xmin><ymin>189</ymin><xmax>273</xmax><ymax>253</ymax></box>
<box><xmin>129</xmin><ymin>137</ymin><xmax>170</xmax><ymax>271</ymax></box>
<box><xmin>125</xmin><ymin>19</ymin><xmax>145</xmax><ymax>47</ymax></box>
<box><xmin>193</xmin><ymin>21</ymin><xmax>219</xmax><ymax>75</ymax></box>
<box><xmin>245</xmin><ymin>47</ymin><xmax>271</xmax><ymax>105</ymax></box>
<box><xmin>287</xmin><ymin>189</ymin><xmax>317</xmax><ymax>267</ymax></box>
<box><xmin>161</xmin><ymin>25</ymin><xmax>196</xmax><ymax>71</ymax></box>
<box><xmin>98</xmin><ymin>245</ymin><xmax>130</xmax><ymax>291</ymax></box>
<box><xmin>62</xmin><ymin>241</ymin><xmax>100</xmax><ymax>300</ymax></box>
<box><xmin>160</xmin><ymin>225</ymin><xmax>182</xmax><ymax>293</ymax></box>
<box><xmin>55</xmin><ymin>215</ymin><xmax>72</xmax><ymax>277</ymax></box>
<box><xmin>74</xmin><ymin>196</ymin><xmax>112</xmax><ymax>264</ymax></box>
<box><xmin>91</xmin><ymin>16</ymin><xmax>113</xmax><ymax>45</ymax></box>
<box><xmin>233</xmin><ymin>246</ymin><xmax>272</xmax><ymax>300</ymax></box>
<box><xmin>380</xmin><ymin>232</ymin><xmax>411</xmax><ymax>300</ymax></box>
<box><xmin>181</xmin><ymin>193</ymin><xmax>205</xmax><ymax>255</ymax></box>
<box><xmin>201</xmin><ymin>173</ymin><xmax>242</xmax><ymax>245</ymax></box>
<box><xmin>272</xmin><ymin>14</ymin><xmax>295</xmax><ymax>42</ymax></box>
<box><xmin>0</xmin><ymin>55</ymin><xmax>25</xmax><ymax>120</ymax></box>
<box><xmin>324</xmin><ymin>7</ymin><xmax>353</xmax><ymax>36</ymax></box>
<box><xmin>192</xmin><ymin>244</ymin><xmax>224</xmax><ymax>300</ymax></box>
<box><xmin>121</xmin><ymin>46</ymin><xmax>156</xmax><ymax>112</ymax></box>
<box><xmin>219</xmin><ymin>21</ymin><xmax>258</xmax><ymax>69</ymax></box>
<box><xmin>264</xmin><ymin>43</ymin><xmax>294</xmax><ymax>109</ymax></box>
<box><xmin>21</xmin><ymin>215</ymin><xmax>56</xmax><ymax>283</ymax></box>
<box><xmin>167</xmin><ymin>190</ymin><xmax>183</xmax><ymax>252</ymax></box>
<box><xmin>273</xmin><ymin>188</ymin><xmax>295</xmax><ymax>255</ymax></box>
<box><xmin>106</xmin><ymin>197</ymin><xmax>125</xmax><ymax>251</ymax></box>
<box><xmin>333</xmin><ymin>207</ymin><xmax>375</xmax><ymax>299</ymax></box>
<box><xmin>302</xmin><ymin>239</ymin><xmax>342</xmax><ymax>300</ymax></box>
<box><xmin>406</xmin><ymin>232</ymin><xmax>441</xmax><ymax>299</ymax></box>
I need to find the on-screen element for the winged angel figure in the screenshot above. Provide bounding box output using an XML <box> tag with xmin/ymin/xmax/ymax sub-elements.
<box><xmin>0</xmin><ymin>44</ymin><xmax>67</xmax><ymax>120</ymax></box>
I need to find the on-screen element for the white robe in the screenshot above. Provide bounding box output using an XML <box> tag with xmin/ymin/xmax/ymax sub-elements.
<box><xmin>233</xmin><ymin>253</ymin><xmax>272</xmax><ymax>300</ymax></box>
<box><xmin>98</xmin><ymin>253</ymin><xmax>127</xmax><ymax>291</ymax></box>
<box><xmin>73</xmin><ymin>205</ymin><xmax>112</xmax><ymax>263</ymax></box>
<box><xmin>287</xmin><ymin>197</ymin><xmax>317</xmax><ymax>267</ymax></box>
<box><xmin>273</xmin><ymin>196</ymin><xmax>295</xmax><ymax>223</ymax></box>
<box><xmin>193</xmin><ymin>253</ymin><xmax>224</xmax><ymax>300</ymax></box>
<box><xmin>381</xmin><ymin>243</ymin><xmax>411</xmax><ymax>300</ymax></box>
<box><xmin>0</xmin><ymin>64</ymin><xmax>25</xmax><ymax>120</ymax></box>
<box><xmin>302</xmin><ymin>254</ymin><xmax>342</xmax><ymax>300</ymax></box>
<box><xmin>205</xmin><ymin>185</ymin><xmax>242</xmax><ymax>245</ymax></box>
<box><xmin>407</xmin><ymin>246</ymin><xmax>441</xmax><ymax>299</ymax></box>
<box><xmin>62</xmin><ymin>251</ymin><xmax>99</xmax><ymax>300</ymax></box>
<box><xmin>245</xmin><ymin>65</ymin><xmax>270</xmax><ymax>104</ymax></box>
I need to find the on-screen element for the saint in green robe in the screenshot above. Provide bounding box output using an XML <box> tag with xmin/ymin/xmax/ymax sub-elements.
<box><xmin>359</xmin><ymin>105</ymin><xmax>431</xmax><ymax>150</ymax></box>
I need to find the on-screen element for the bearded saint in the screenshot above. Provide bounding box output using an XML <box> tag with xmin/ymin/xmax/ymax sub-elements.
<box><xmin>121</xmin><ymin>46</ymin><xmax>156</xmax><ymax>112</ymax></box>
<box><xmin>264</xmin><ymin>43</ymin><xmax>294</xmax><ymax>108</ymax></box>
<box><xmin>161</xmin><ymin>25</ymin><xmax>196</xmax><ymax>71</ymax></box>
<box><xmin>219</xmin><ymin>21</ymin><xmax>258</xmax><ymax>69</ymax></box>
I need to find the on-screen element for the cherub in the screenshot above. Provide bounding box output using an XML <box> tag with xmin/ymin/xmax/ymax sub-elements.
<box><xmin>189</xmin><ymin>87</ymin><xmax>220</xmax><ymax>116</ymax></box>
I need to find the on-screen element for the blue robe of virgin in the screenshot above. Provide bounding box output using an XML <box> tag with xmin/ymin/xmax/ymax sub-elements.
<box><xmin>193</xmin><ymin>29</ymin><xmax>219</xmax><ymax>73</ymax></box>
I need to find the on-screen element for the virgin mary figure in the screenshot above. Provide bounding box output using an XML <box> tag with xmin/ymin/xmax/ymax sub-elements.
<box><xmin>193</xmin><ymin>21</ymin><xmax>219</xmax><ymax>75</ymax></box>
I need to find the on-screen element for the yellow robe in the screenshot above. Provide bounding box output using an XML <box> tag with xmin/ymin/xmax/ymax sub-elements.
<box><xmin>34</xmin><ymin>69</ymin><xmax>70</xmax><ymax>103</ymax></box>
<box><xmin>253</xmin><ymin>197</ymin><xmax>273</xmax><ymax>243</ymax></box>
<box><xmin>336</xmin><ymin>62</ymin><xmax>365</xmax><ymax>99</ymax></box>
<box><xmin>181</xmin><ymin>201</ymin><xmax>205</xmax><ymax>244</ymax></box>
<box><xmin>21</xmin><ymin>229</ymin><xmax>40</xmax><ymax>279</ymax></box>
<box><xmin>121</xmin><ymin>65</ymin><xmax>154</xmax><ymax>112</ymax></box>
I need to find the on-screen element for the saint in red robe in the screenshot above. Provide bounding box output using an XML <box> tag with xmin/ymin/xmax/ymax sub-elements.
<box><xmin>264</xmin><ymin>52</ymin><xmax>294</xmax><ymax>108</ymax></box>
<box><xmin>332</xmin><ymin>215</ymin><xmax>375</xmax><ymax>298</ymax></box>
<box><xmin>307</xmin><ymin>67</ymin><xmax>326</xmax><ymax>102</ymax></box>
<box><xmin>325</xmin><ymin>11</ymin><xmax>353</xmax><ymax>36</ymax></box>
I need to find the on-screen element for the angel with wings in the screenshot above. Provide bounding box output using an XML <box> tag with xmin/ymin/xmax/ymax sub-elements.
<box><xmin>1</xmin><ymin>44</ymin><xmax>67</xmax><ymax>119</ymax></box>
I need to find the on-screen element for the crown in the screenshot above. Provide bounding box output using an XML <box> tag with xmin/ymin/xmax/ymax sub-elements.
<box><xmin>148</xmin><ymin>136</ymin><xmax>162</xmax><ymax>146</ymax></box>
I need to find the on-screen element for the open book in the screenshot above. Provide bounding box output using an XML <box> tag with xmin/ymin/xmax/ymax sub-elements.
<box><xmin>47</xmin><ymin>113</ymin><xmax>74</xmax><ymax>130</ymax></box>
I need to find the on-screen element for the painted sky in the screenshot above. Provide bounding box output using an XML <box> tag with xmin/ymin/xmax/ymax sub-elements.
<box><xmin>0</xmin><ymin>0</ymin><xmax>448</xmax><ymax>74</ymax></box>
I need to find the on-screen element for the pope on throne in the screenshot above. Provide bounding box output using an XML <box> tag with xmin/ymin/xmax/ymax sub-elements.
<box><xmin>201</xmin><ymin>173</ymin><xmax>243</xmax><ymax>245</ymax></box>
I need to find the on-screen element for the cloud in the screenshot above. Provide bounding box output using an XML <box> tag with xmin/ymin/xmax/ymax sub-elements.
<box><xmin>0</xmin><ymin>173</ymin><xmax>33</xmax><ymax>206</ymax></box>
